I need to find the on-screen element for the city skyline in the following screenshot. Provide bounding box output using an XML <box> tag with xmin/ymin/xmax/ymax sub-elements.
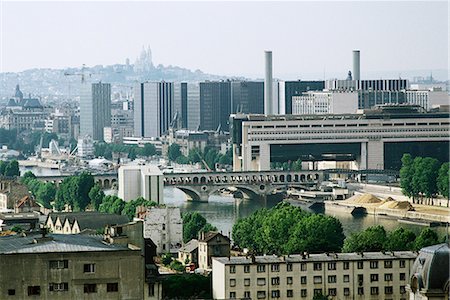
<box><xmin>1</xmin><ymin>1</ymin><xmax>448</xmax><ymax>81</ymax></box>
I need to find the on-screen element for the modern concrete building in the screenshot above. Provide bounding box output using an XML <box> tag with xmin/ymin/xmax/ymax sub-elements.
<box><xmin>134</xmin><ymin>81</ymin><xmax>174</xmax><ymax>138</ymax></box>
<box><xmin>280</xmin><ymin>80</ymin><xmax>325</xmax><ymax>114</ymax></box>
<box><xmin>212</xmin><ymin>251</ymin><xmax>417</xmax><ymax>300</ymax></box>
<box><xmin>198</xmin><ymin>231</ymin><xmax>230</xmax><ymax>270</ymax></box>
<box><xmin>407</xmin><ymin>243</ymin><xmax>449</xmax><ymax>300</ymax></box>
<box><xmin>200</xmin><ymin>81</ymin><xmax>231</xmax><ymax>131</ymax></box>
<box><xmin>187</xmin><ymin>83</ymin><xmax>201</xmax><ymax>130</ymax></box>
<box><xmin>0</xmin><ymin>233</ymin><xmax>144</xmax><ymax>299</ymax></box>
<box><xmin>76</xmin><ymin>135</ymin><xmax>94</xmax><ymax>159</ymax></box>
<box><xmin>174</xmin><ymin>82</ymin><xmax>188</xmax><ymax>129</ymax></box>
<box><xmin>80</xmin><ymin>82</ymin><xmax>111</xmax><ymax>141</ymax></box>
<box><xmin>118</xmin><ymin>165</ymin><xmax>164</xmax><ymax>203</ymax></box>
<box><xmin>231</xmin><ymin>81</ymin><xmax>264</xmax><ymax>114</ymax></box>
<box><xmin>292</xmin><ymin>91</ymin><xmax>358</xmax><ymax>115</ymax></box>
<box><xmin>140</xmin><ymin>206</ymin><xmax>183</xmax><ymax>254</ymax></box>
<box><xmin>231</xmin><ymin>106</ymin><xmax>450</xmax><ymax>171</ymax></box>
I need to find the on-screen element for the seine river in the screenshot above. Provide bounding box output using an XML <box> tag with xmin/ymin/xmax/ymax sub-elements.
<box><xmin>163</xmin><ymin>187</ymin><xmax>448</xmax><ymax>238</ymax></box>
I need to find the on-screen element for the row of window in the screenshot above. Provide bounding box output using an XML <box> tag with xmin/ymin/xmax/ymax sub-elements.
<box><xmin>8</xmin><ymin>283</ymin><xmax>119</xmax><ymax>296</ymax></box>
<box><xmin>249</xmin><ymin>127</ymin><xmax>448</xmax><ymax>136</ymax></box>
<box><xmin>249</xmin><ymin>133</ymin><xmax>446</xmax><ymax>142</ymax></box>
<box><xmin>229</xmin><ymin>286</ymin><xmax>407</xmax><ymax>299</ymax></box>
<box><xmin>229</xmin><ymin>260</ymin><xmax>405</xmax><ymax>273</ymax></box>
<box><xmin>230</xmin><ymin>272</ymin><xmax>406</xmax><ymax>287</ymax></box>
<box><xmin>250</xmin><ymin>121</ymin><xmax>449</xmax><ymax>130</ymax></box>
<box><xmin>49</xmin><ymin>260</ymin><xmax>95</xmax><ymax>273</ymax></box>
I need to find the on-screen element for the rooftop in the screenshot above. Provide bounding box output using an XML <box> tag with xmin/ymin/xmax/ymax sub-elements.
<box><xmin>179</xmin><ymin>239</ymin><xmax>198</xmax><ymax>253</ymax></box>
<box><xmin>47</xmin><ymin>212</ymin><xmax>129</xmax><ymax>231</ymax></box>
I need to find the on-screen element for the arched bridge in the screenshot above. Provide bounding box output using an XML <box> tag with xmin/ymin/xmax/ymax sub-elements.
<box><xmin>163</xmin><ymin>170</ymin><xmax>323</xmax><ymax>202</ymax></box>
<box><xmin>37</xmin><ymin>173</ymin><xmax>118</xmax><ymax>189</ymax></box>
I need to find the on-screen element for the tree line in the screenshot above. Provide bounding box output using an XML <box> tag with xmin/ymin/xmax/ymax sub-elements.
<box><xmin>400</xmin><ymin>154</ymin><xmax>449</xmax><ymax>205</ymax></box>
<box><xmin>232</xmin><ymin>203</ymin><xmax>443</xmax><ymax>255</ymax></box>
<box><xmin>271</xmin><ymin>159</ymin><xmax>302</xmax><ymax>171</ymax></box>
<box><xmin>168</xmin><ymin>144</ymin><xmax>232</xmax><ymax>170</ymax></box>
<box><xmin>94</xmin><ymin>142</ymin><xmax>157</xmax><ymax>160</ymax></box>
<box><xmin>0</xmin><ymin>160</ymin><xmax>20</xmax><ymax>177</ymax></box>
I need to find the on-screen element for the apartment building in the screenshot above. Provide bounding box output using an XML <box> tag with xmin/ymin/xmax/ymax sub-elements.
<box><xmin>212</xmin><ymin>251</ymin><xmax>417</xmax><ymax>300</ymax></box>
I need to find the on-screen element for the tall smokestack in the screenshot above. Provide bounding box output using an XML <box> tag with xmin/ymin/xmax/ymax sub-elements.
<box><xmin>353</xmin><ymin>50</ymin><xmax>360</xmax><ymax>80</ymax></box>
<box><xmin>264</xmin><ymin>50</ymin><xmax>273</xmax><ymax>115</ymax></box>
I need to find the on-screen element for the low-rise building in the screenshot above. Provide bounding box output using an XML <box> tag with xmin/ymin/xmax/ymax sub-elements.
<box><xmin>0</xmin><ymin>178</ymin><xmax>32</xmax><ymax>212</ymax></box>
<box><xmin>0</xmin><ymin>211</ymin><xmax>40</xmax><ymax>231</ymax></box>
<box><xmin>46</xmin><ymin>212</ymin><xmax>129</xmax><ymax>234</ymax></box>
<box><xmin>199</xmin><ymin>231</ymin><xmax>230</xmax><ymax>270</ymax></box>
<box><xmin>212</xmin><ymin>251</ymin><xmax>417</xmax><ymax>300</ymax></box>
<box><xmin>178</xmin><ymin>239</ymin><xmax>199</xmax><ymax>266</ymax></box>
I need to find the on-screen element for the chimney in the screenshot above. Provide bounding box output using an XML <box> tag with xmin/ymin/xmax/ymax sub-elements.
<box><xmin>353</xmin><ymin>50</ymin><xmax>360</xmax><ymax>80</ymax></box>
<box><xmin>264</xmin><ymin>50</ymin><xmax>273</xmax><ymax>115</ymax></box>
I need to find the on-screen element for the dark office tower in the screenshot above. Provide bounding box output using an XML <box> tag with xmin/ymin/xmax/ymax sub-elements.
<box><xmin>231</xmin><ymin>81</ymin><xmax>264</xmax><ymax>114</ymax></box>
<box><xmin>283</xmin><ymin>80</ymin><xmax>325</xmax><ymax>114</ymax></box>
<box><xmin>174</xmin><ymin>82</ymin><xmax>188</xmax><ymax>128</ymax></box>
<box><xmin>134</xmin><ymin>81</ymin><xmax>174</xmax><ymax>138</ymax></box>
<box><xmin>80</xmin><ymin>82</ymin><xmax>111</xmax><ymax>141</ymax></box>
<box><xmin>200</xmin><ymin>81</ymin><xmax>231</xmax><ymax>131</ymax></box>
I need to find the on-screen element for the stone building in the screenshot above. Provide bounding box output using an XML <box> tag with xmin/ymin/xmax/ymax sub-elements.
<box><xmin>0</xmin><ymin>178</ymin><xmax>31</xmax><ymax>212</ymax></box>
<box><xmin>198</xmin><ymin>231</ymin><xmax>230</xmax><ymax>270</ymax></box>
<box><xmin>178</xmin><ymin>239</ymin><xmax>199</xmax><ymax>267</ymax></box>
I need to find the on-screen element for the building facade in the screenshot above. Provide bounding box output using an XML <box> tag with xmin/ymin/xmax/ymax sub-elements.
<box><xmin>212</xmin><ymin>251</ymin><xmax>417</xmax><ymax>300</ymax></box>
<box><xmin>198</xmin><ymin>231</ymin><xmax>230</xmax><ymax>270</ymax></box>
<box><xmin>134</xmin><ymin>81</ymin><xmax>174</xmax><ymax>138</ymax></box>
<box><xmin>200</xmin><ymin>81</ymin><xmax>231</xmax><ymax>131</ymax></box>
<box><xmin>281</xmin><ymin>81</ymin><xmax>325</xmax><ymax>114</ymax></box>
<box><xmin>187</xmin><ymin>83</ymin><xmax>201</xmax><ymax>130</ymax></box>
<box><xmin>118</xmin><ymin>165</ymin><xmax>164</xmax><ymax>203</ymax></box>
<box><xmin>292</xmin><ymin>91</ymin><xmax>358</xmax><ymax>115</ymax></box>
<box><xmin>174</xmin><ymin>82</ymin><xmax>188</xmax><ymax>129</ymax></box>
<box><xmin>231</xmin><ymin>81</ymin><xmax>264</xmax><ymax>114</ymax></box>
<box><xmin>80</xmin><ymin>82</ymin><xmax>111</xmax><ymax>141</ymax></box>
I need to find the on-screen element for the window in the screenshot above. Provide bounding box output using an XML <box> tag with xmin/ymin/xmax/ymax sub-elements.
<box><xmin>400</xmin><ymin>273</ymin><xmax>406</xmax><ymax>280</ymax></box>
<box><xmin>271</xmin><ymin>277</ymin><xmax>280</xmax><ymax>285</ymax></box>
<box><xmin>244</xmin><ymin>265</ymin><xmax>250</xmax><ymax>273</ymax></box>
<box><xmin>384</xmin><ymin>260</ymin><xmax>393</xmax><ymax>268</ymax></box>
<box><xmin>357</xmin><ymin>287</ymin><xmax>364</xmax><ymax>295</ymax></box>
<box><xmin>8</xmin><ymin>289</ymin><xmax>15</xmax><ymax>296</ymax></box>
<box><xmin>328</xmin><ymin>288</ymin><xmax>337</xmax><ymax>296</ymax></box>
<box><xmin>300</xmin><ymin>276</ymin><xmax>307</xmax><ymax>284</ymax></box>
<box><xmin>344</xmin><ymin>288</ymin><xmax>350</xmax><ymax>296</ymax></box>
<box><xmin>162</xmin><ymin>224</ymin><xmax>165</xmax><ymax>230</ymax></box>
<box><xmin>328</xmin><ymin>262</ymin><xmax>336</xmax><ymax>270</ymax></box>
<box><xmin>257</xmin><ymin>291</ymin><xmax>266</xmax><ymax>299</ymax></box>
<box><xmin>287</xmin><ymin>290</ymin><xmax>293</xmax><ymax>298</ymax></box>
<box><xmin>244</xmin><ymin>278</ymin><xmax>250</xmax><ymax>286</ymax></box>
<box><xmin>370</xmin><ymin>274</ymin><xmax>379</xmax><ymax>282</ymax></box>
<box><xmin>343</xmin><ymin>261</ymin><xmax>350</xmax><ymax>270</ymax></box>
<box><xmin>313</xmin><ymin>263</ymin><xmax>322</xmax><ymax>271</ymax></box>
<box><xmin>49</xmin><ymin>283</ymin><xmax>68</xmax><ymax>292</ymax></box>
<box><xmin>313</xmin><ymin>276</ymin><xmax>322</xmax><ymax>284</ymax></box>
<box><xmin>257</xmin><ymin>265</ymin><xmax>266</xmax><ymax>273</ymax></box>
<box><xmin>230</xmin><ymin>292</ymin><xmax>236</xmax><ymax>299</ymax></box>
<box><xmin>244</xmin><ymin>291</ymin><xmax>251</xmax><ymax>299</ymax></box>
<box><xmin>301</xmin><ymin>289</ymin><xmax>307</xmax><ymax>297</ymax></box>
<box><xmin>49</xmin><ymin>260</ymin><xmax>68</xmax><ymax>269</ymax></box>
<box><xmin>385</xmin><ymin>273</ymin><xmax>393</xmax><ymax>281</ymax></box>
<box><xmin>328</xmin><ymin>275</ymin><xmax>336</xmax><ymax>283</ymax></box>
<box><xmin>230</xmin><ymin>266</ymin><xmax>236</xmax><ymax>273</ymax></box>
<box><xmin>370</xmin><ymin>287</ymin><xmax>379</xmax><ymax>295</ymax></box>
<box><xmin>300</xmin><ymin>263</ymin><xmax>307</xmax><ymax>271</ymax></box>
<box><xmin>28</xmin><ymin>286</ymin><xmax>40</xmax><ymax>296</ymax></box>
<box><xmin>370</xmin><ymin>261</ymin><xmax>379</xmax><ymax>269</ymax></box>
<box><xmin>84</xmin><ymin>284</ymin><xmax>97</xmax><ymax>293</ymax></box>
<box><xmin>148</xmin><ymin>284</ymin><xmax>155</xmax><ymax>297</ymax></box>
<box><xmin>313</xmin><ymin>289</ymin><xmax>323</xmax><ymax>296</ymax></box>
<box><xmin>230</xmin><ymin>279</ymin><xmax>236</xmax><ymax>287</ymax></box>
<box><xmin>286</xmin><ymin>263</ymin><xmax>293</xmax><ymax>272</ymax></box>
<box><xmin>400</xmin><ymin>286</ymin><xmax>406</xmax><ymax>294</ymax></box>
<box><xmin>343</xmin><ymin>274</ymin><xmax>350</xmax><ymax>282</ymax></box>
<box><xmin>271</xmin><ymin>264</ymin><xmax>279</xmax><ymax>272</ymax></box>
<box><xmin>357</xmin><ymin>261</ymin><xmax>364</xmax><ymax>269</ymax></box>
<box><xmin>287</xmin><ymin>277</ymin><xmax>293</xmax><ymax>285</ymax></box>
<box><xmin>399</xmin><ymin>260</ymin><xmax>406</xmax><ymax>268</ymax></box>
<box><xmin>83</xmin><ymin>264</ymin><xmax>95</xmax><ymax>273</ymax></box>
<box><xmin>385</xmin><ymin>286</ymin><xmax>393</xmax><ymax>294</ymax></box>
<box><xmin>358</xmin><ymin>274</ymin><xmax>364</xmax><ymax>284</ymax></box>
<box><xmin>271</xmin><ymin>290</ymin><xmax>280</xmax><ymax>298</ymax></box>
<box><xmin>257</xmin><ymin>278</ymin><xmax>266</xmax><ymax>286</ymax></box>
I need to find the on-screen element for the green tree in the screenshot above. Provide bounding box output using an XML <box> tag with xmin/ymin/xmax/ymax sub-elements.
<box><xmin>0</xmin><ymin>160</ymin><xmax>6</xmax><ymax>176</ymax></box>
<box><xmin>411</xmin><ymin>157</ymin><xmax>424</xmax><ymax>202</ymax></box>
<box><xmin>342</xmin><ymin>225</ymin><xmax>387</xmax><ymax>252</ymax></box>
<box><xmin>169</xmin><ymin>260</ymin><xmax>185</xmax><ymax>272</ymax></box>
<box><xmin>4</xmin><ymin>160</ymin><xmax>20</xmax><ymax>177</ymax></box>
<box><xmin>400</xmin><ymin>154</ymin><xmax>414</xmax><ymax>198</ymax></box>
<box><xmin>414</xmin><ymin>228</ymin><xmax>440</xmax><ymax>250</ymax></box>
<box><xmin>420</xmin><ymin>157</ymin><xmax>440</xmax><ymax>203</ymax></box>
<box><xmin>98</xmin><ymin>195</ymin><xmax>125</xmax><ymax>215</ymax></box>
<box><xmin>168</xmin><ymin>143</ymin><xmax>182</xmax><ymax>161</ymax></box>
<box><xmin>161</xmin><ymin>253</ymin><xmax>173</xmax><ymax>266</ymax></box>
<box><xmin>175</xmin><ymin>155</ymin><xmax>190</xmax><ymax>165</ymax></box>
<box><xmin>122</xmin><ymin>197</ymin><xmax>157</xmax><ymax>220</ymax></box>
<box><xmin>36</xmin><ymin>182</ymin><xmax>56</xmax><ymax>208</ymax></box>
<box><xmin>188</xmin><ymin>149</ymin><xmax>202</xmax><ymax>164</ymax></box>
<box><xmin>437</xmin><ymin>162</ymin><xmax>449</xmax><ymax>205</ymax></box>
<box><xmin>21</xmin><ymin>171</ymin><xmax>36</xmax><ymax>184</ymax></box>
<box><xmin>292</xmin><ymin>158</ymin><xmax>302</xmax><ymax>171</ymax></box>
<box><xmin>88</xmin><ymin>184</ymin><xmax>105</xmax><ymax>211</ymax></box>
<box><xmin>74</xmin><ymin>172</ymin><xmax>95</xmax><ymax>211</ymax></box>
<box><xmin>385</xmin><ymin>227</ymin><xmax>416</xmax><ymax>251</ymax></box>
<box><xmin>162</xmin><ymin>274</ymin><xmax>211</xmax><ymax>299</ymax></box>
<box><xmin>182</xmin><ymin>212</ymin><xmax>217</xmax><ymax>243</ymax></box>
<box><xmin>142</xmin><ymin>143</ymin><xmax>157</xmax><ymax>156</ymax></box>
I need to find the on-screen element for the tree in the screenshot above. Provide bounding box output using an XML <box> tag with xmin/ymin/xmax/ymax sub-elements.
<box><xmin>0</xmin><ymin>160</ymin><xmax>6</xmax><ymax>176</ymax></box>
<box><xmin>385</xmin><ymin>227</ymin><xmax>416</xmax><ymax>251</ymax></box>
<box><xmin>161</xmin><ymin>253</ymin><xmax>173</xmax><ymax>266</ymax></box>
<box><xmin>21</xmin><ymin>171</ymin><xmax>36</xmax><ymax>184</ymax></box>
<box><xmin>4</xmin><ymin>160</ymin><xmax>19</xmax><ymax>177</ymax></box>
<box><xmin>411</xmin><ymin>157</ymin><xmax>424</xmax><ymax>202</ymax></box>
<box><xmin>175</xmin><ymin>155</ymin><xmax>190</xmax><ymax>165</ymax></box>
<box><xmin>162</xmin><ymin>274</ymin><xmax>211</xmax><ymax>299</ymax></box>
<box><xmin>89</xmin><ymin>184</ymin><xmax>105</xmax><ymax>211</ymax></box>
<box><xmin>342</xmin><ymin>225</ymin><xmax>387</xmax><ymax>253</ymax></box>
<box><xmin>169</xmin><ymin>260</ymin><xmax>185</xmax><ymax>272</ymax></box>
<box><xmin>168</xmin><ymin>143</ymin><xmax>182</xmax><ymax>161</ymax></box>
<box><xmin>188</xmin><ymin>149</ymin><xmax>202</xmax><ymax>164</ymax></box>
<box><xmin>414</xmin><ymin>228</ymin><xmax>440</xmax><ymax>250</ymax></box>
<box><xmin>400</xmin><ymin>154</ymin><xmax>414</xmax><ymax>198</ymax></box>
<box><xmin>437</xmin><ymin>162</ymin><xmax>449</xmax><ymax>205</ymax></box>
<box><xmin>142</xmin><ymin>143</ymin><xmax>156</xmax><ymax>156</ymax></box>
<box><xmin>36</xmin><ymin>182</ymin><xmax>56</xmax><ymax>208</ymax></box>
<box><xmin>182</xmin><ymin>212</ymin><xmax>217</xmax><ymax>243</ymax></box>
<box><xmin>292</xmin><ymin>158</ymin><xmax>302</xmax><ymax>171</ymax></box>
<box><xmin>122</xmin><ymin>197</ymin><xmax>157</xmax><ymax>220</ymax></box>
<box><xmin>74</xmin><ymin>172</ymin><xmax>95</xmax><ymax>211</ymax></box>
<box><xmin>420</xmin><ymin>157</ymin><xmax>440</xmax><ymax>203</ymax></box>
<box><xmin>98</xmin><ymin>195</ymin><xmax>125</xmax><ymax>215</ymax></box>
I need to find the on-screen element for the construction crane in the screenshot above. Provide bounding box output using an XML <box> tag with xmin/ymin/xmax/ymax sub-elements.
<box><xmin>63</xmin><ymin>64</ymin><xmax>97</xmax><ymax>84</ymax></box>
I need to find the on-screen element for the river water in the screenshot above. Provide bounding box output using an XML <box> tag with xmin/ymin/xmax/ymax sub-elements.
<box><xmin>163</xmin><ymin>187</ymin><xmax>448</xmax><ymax>239</ymax></box>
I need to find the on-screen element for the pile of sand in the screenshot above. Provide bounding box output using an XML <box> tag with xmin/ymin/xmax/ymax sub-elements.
<box><xmin>345</xmin><ymin>193</ymin><xmax>383</xmax><ymax>204</ymax></box>
<box><xmin>379</xmin><ymin>200</ymin><xmax>414</xmax><ymax>211</ymax></box>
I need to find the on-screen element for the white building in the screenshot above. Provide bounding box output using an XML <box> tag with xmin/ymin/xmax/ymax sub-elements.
<box><xmin>406</xmin><ymin>89</ymin><xmax>449</xmax><ymax>110</ymax></box>
<box><xmin>212</xmin><ymin>251</ymin><xmax>417</xmax><ymax>300</ymax></box>
<box><xmin>76</xmin><ymin>135</ymin><xmax>94</xmax><ymax>159</ymax></box>
<box><xmin>118</xmin><ymin>165</ymin><xmax>164</xmax><ymax>203</ymax></box>
<box><xmin>142</xmin><ymin>207</ymin><xmax>183</xmax><ymax>254</ymax></box>
<box><xmin>292</xmin><ymin>91</ymin><xmax>358</xmax><ymax>115</ymax></box>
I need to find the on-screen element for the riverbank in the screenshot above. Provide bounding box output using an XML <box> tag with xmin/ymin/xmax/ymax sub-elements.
<box><xmin>325</xmin><ymin>193</ymin><xmax>450</xmax><ymax>225</ymax></box>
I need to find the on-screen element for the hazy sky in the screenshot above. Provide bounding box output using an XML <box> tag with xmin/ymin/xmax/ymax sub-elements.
<box><xmin>1</xmin><ymin>1</ymin><xmax>448</xmax><ymax>79</ymax></box>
